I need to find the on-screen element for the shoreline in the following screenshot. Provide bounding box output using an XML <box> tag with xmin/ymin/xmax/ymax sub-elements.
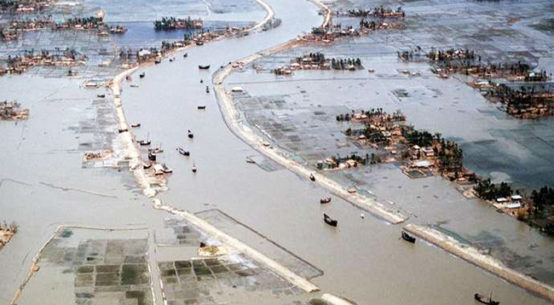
<box><xmin>404</xmin><ymin>224</ymin><xmax>554</xmax><ymax>302</ymax></box>
<box><xmin>211</xmin><ymin>1</ymin><xmax>406</xmax><ymax>225</ymax></box>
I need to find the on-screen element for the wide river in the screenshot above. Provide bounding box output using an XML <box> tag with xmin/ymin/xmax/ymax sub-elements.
<box><xmin>0</xmin><ymin>0</ymin><xmax>552</xmax><ymax>304</ymax></box>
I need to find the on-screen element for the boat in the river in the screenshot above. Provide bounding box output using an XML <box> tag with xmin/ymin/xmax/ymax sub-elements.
<box><xmin>176</xmin><ymin>147</ymin><xmax>190</xmax><ymax>156</ymax></box>
<box><xmin>118</xmin><ymin>128</ymin><xmax>128</xmax><ymax>133</ymax></box>
<box><xmin>197</xmin><ymin>105</ymin><xmax>206</xmax><ymax>110</ymax></box>
<box><xmin>183</xmin><ymin>53</ymin><xmax>188</xmax><ymax>58</ymax></box>
<box><xmin>320</xmin><ymin>197</ymin><xmax>331</xmax><ymax>204</ymax></box>
<box><xmin>97</xmin><ymin>94</ymin><xmax>105</xmax><ymax>98</ymax></box>
<box><xmin>310</xmin><ymin>173</ymin><xmax>316</xmax><ymax>181</ymax></box>
<box><xmin>143</xmin><ymin>162</ymin><xmax>152</xmax><ymax>169</ymax></box>
<box><xmin>323</xmin><ymin>213</ymin><xmax>337</xmax><ymax>227</ymax></box>
<box><xmin>196</xmin><ymin>41</ymin><xmax>204</xmax><ymax>46</ymax></box>
<box><xmin>130</xmin><ymin>84</ymin><xmax>139</xmax><ymax>88</ymax></box>
<box><xmin>130</xmin><ymin>123</ymin><xmax>141</xmax><ymax>128</ymax></box>
<box><xmin>474</xmin><ymin>293</ymin><xmax>500</xmax><ymax>305</ymax></box>
<box><xmin>154</xmin><ymin>57</ymin><xmax>162</xmax><ymax>64</ymax></box>
<box><xmin>198</xmin><ymin>65</ymin><xmax>210</xmax><ymax>70</ymax></box>
<box><xmin>401</xmin><ymin>231</ymin><xmax>416</xmax><ymax>243</ymax></box>
<box><xmin>138</xmin><ymin>139</ymin><xmax>151</xmax><ymax>146</ymax></box>
<box><xmin>246</xmin><ymin>157</ymin><xmax>255</xmax><ymax>164</ymax></box>
<box><xmin>162</xmin><ymin>163</ymin><xmax>173</xmax><ymax>174</ymax></box>
<box><xmin>139</xmin><ymin>72</ymin><xmax>145</xmax><ymax>78</ymax></box>
<box><xmin>148</xmin><ymin>147</ymin><xmax>164</xmax><ymax>154</ymax></box>
<box><xmin>187</xmin><ymin>130</ymin><xmax>194</xmax><ymax>139</ymax></box>
<box><xmin>205</xmin><ymin>86</ymin><xmax>210</xmax><ymax>93</ymax></box>
<box><xmin>148</xmin><ymin>152</ymin><xmax>156</xmax><ymax>161</ymax></box>
<box><xmin>192</xmin><ymin>163</ymin><xmax>197</xmax><ymax>173</ymax></box>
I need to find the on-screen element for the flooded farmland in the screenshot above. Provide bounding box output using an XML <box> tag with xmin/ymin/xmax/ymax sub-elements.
<box><xmin>0</xmin><ymin>0</ymin><xmax>553</xmax><ymax>304</ymax></box>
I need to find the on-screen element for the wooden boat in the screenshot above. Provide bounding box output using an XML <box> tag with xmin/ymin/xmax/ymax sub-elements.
<box><xmin>162</xmin><ymin>163</ymin><xmax>173</xmax><ymax>174</ymax></box>
<box><xmin>148</xmin><ymin>147</ymin><xmax>164</xmax><ymax>154</ymax></box>
<box><xmin>130</xmin><ymin>123</ymin><xmax>141</xmax><ymax>128</ymax></box>
<box><xmin>138</xmin><ymin>139</ymin><xmax>151</xmax><ymax>146</ymax></box>
<box><xmin>169</xmin><ymin>58</ymin><xmax>174</xmax><ymax>62</ymax></box>
<box><xmin>187</xmin><ymin>130</ymin><xmax>194</xmax><ymax>139</ymax></box>
<box><xmin>176</xmin><ymin>147</ymin><xmax>190</xmax><ymax>156</ymax></box>
<box><xmin>125</xmin><ymin>75</ymin><xmax>131</xmax><ymax>81</ymax></box>
<box><xmin>183</xmin><ymin>53</ymin><xmax>188</xmax><ymax>58</ymax></box>
<box><xmin>320</xmin><ymin>197</ymin><xmax>331</xmax><ymax>204</ymax></box>
<box><xmin>401</xmin><ymin>231</ymin><xmax>416</xmax><ymax>243</ymax></box>
<box><xmin>309</xmin><ymin>174</ymin><xmax>316</xmax><ymax>181</ymax></box>
<box><xmin>130</xmin><ymin>84</ymin><xmax>139</xmax><ymax>88</ymax></box>
<box><xmin>245</xmin><ymin>157</ymin><xmax>255</xmax><ymax>164</ymax></box>
<box><xmin>196</xmin><ymin>41</ymin><xmax>204</xmax><ymax>46</ymax></box>
<box><xmin>192</xmin><ymin>163</ymin><xmax>197</xmax><ymax>173</ymax></box>
<box><xmin>197</xmin><ymin>105</ymin><xmax>206</xmax><ymax>110</ymax></box>
<box><xmin>323</xmin><ymin>213</ymin><xmax>337</xmax><ymax>227</ymax></box>
<box><xmin>198</xmin><ymin>65</ymin><xmax>210</xmax><ymax>70</ymax></box>
<box><xmin>143</xmin><ymin>162</ymin><xmax>152</xmax><ymax>169</ymax></box>
<box><xmin>205</xmin><ymin>86</ymin><xmax>210</xmax><ymax>93</ymax></box>
<box><xmin>148</xmin><ymin>152</ymin><xmax>156</xmax><ymax>161</ymax></box>
<box><xmin>139</xmin><ymin>72</ymin><xmax>146</xmax><ymax>78</ymax></box>
<box><xmin>154</xmin><ymin>57</ymin><xmax>162</xmax><ymax>64</ymax></box>
<box><xmin>97</xmin><ymin>94</ymin><xmax>105</xmax><ymax>98</ymax></box>
<box><xmin>474</xmin><ymin>293</ymin><xmax>499</xmax><ymax>305</ymax></box>
<box><xmin>200</xmin><ymin>79</ymin><xmax>203</xmax><ymax>84</ymax></box>
<box><xmin>118</xmin><ymin>128</ymin><xmax>128</xmax><ymax>133</ymax></box>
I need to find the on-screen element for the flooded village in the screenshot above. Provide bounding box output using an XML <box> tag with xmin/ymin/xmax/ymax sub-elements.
<box><xmin>0</xmin><ymin>0</ymin><xmax>553</xmax><ymax>304</ymax></box>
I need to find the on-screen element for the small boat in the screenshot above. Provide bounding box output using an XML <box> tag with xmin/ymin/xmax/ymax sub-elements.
<box><xmin>198</xmin><ymin>65</ymin><xmax>210</xmax><ymax>70</ymax></box>
<box><xmin>130</xmin><ymin>84</ymin><xmax>139</xmax><ymax>88</ymax></box>
<box><xmin>205</xmin><ymin>86</ymin><xmax>210</xmax><ymax>93</ymax></box>
<box><xmin>143</xmin><ymin>162</ymin><xmax>152</xmax><ymax>169</ymax></box>
<box><xmin>130</xmin><ymin>123</ymin><xmax>141</xmax><ymax>128</ymax></box>
<box><xmin>245</xmin><ymin>157</ymin><xmax>255</xmax><ymax>164</ymax></box>
<box><xmin>148</xmin><ymin>147</ymin><xmax>164</xmax><ymax>154</ymax></box>
<box><xmin>125</xmin><ymin>75</ymin><xmax>131</xmax><ymax>81</ymax></box>
<box><xmin>192</xmin><ymin>163</ymin><xmax>197</xmax><ymax>173</ymax></box>
<box><xmin>401</xmin><ymin>231</ymin><xmax>416</xmax><ymax>243</ymax></box>
<box><xmin>97</xmin><ymin>94</ymin><xmax>106</xmax><ymax>98</ymax></box>
<box><xmin>162</xmin><ymin>163</ymin><xmax>173</xmax><ymax>174</ymax></box>
<box><xmin>148</xmin><ymin>152</ymin><xmax>156</xmax><ymax>161</ymax></box>
<box><xmin>200</xmin><ymin>79</ymin><xmax>203</xmax><ymax>84</ymax></box>
<box><xmin>196</xmin><ymin>41</ymin><xmax>204</xmax><ymax>46</ymax></box>
<box><xmin>320</xmin><ymin>197</ymin><xmax>331</xmax><ymax>204</ymax></box>
<box><xmin>183</xmin><ymin>53</ymin><xmax>188</xmax><ymax>58</ymax></box>
<box><xmin>154</xmin><ymin>57</ymin><xmax>162</xmax><ymax>64</ymax></box>
<box><xmin>323</xmin><ymin>213</ymin><xmax>337</xmax><ymax>227</ymax></box>
<box><xmin>368</xmin><ymin>68</ymin><xmax>375</xmax><ymax>73</ymax></box>
<box><xmin>187</xmin><ymin>130</ymin><xmax>194</xmax><ymax>139</ymax></box>
<box><xmin>474</xmin><ymin>293</ymin><xmax>500</xmax><ymax>305</ymax></box>
<box><xmin>309</xmin><ymin>174</ymin><xmax>316</xmax><ymax>181</ymax></box>
<box><xmin>176</xmin><ymin>147</ymin><xmax>190</xmax><ymax>156</ymax></box>
<box><xmin>138</xmin><ymin>139</ymin><xmax>151</xmax><ymax>146</ymax></box>
<box><xmin>197</xmin><ymin>105</ymin><xmax>206</xmax><ymax>110</ymax></box>
<box><xmin>118</xmin><ymin>128</ymin><xmax>128</xmax><ymax>133</ymax></box>
<box><xmin>169</xmin><ymin>58</ymin><xmax>174</xmax><ymax>62</ymax></box>
<box><xmin>139</xmin><ymin>72</ymin><xmax>146</xmax><ymax>78</ymax></box>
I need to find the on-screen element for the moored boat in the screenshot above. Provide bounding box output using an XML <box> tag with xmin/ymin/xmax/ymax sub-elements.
<box><xmin>139</xmin><ymin>72</ymin><xmax>146</xmax><ymax>78</ymax></box>
<box><xmin>205</xmin><ymin>86</ymin><xmax>210</xmax><ymax>93</ymax></box>
<box><xmin>162</xmin><ymin>163</ymin><xmax>173</xmax><ymax>174</ymax></box>
<box><xmin>245</xmin><ymin>157</ymin><xmax>255</xmax><ymax>164</ymax></box>
<box><xmin>192</xmin><ymin>163</ymin><xmax>197</xmax><ymax>173</ymax></box>
<box><xmin>474</xmin><ymin>293</ymin><xmax>500</xmax><ymax>305</ymax></box>
<box><xmin>118</xmin><ymin>128</ymin><xmax>128</xmax><ymax>133</ymax></box>
<box><xmin>138</xmin><ymin>139</ymin><xmax>151</xmax><ymax>146</ymax></box>
<box><xmin>176</xmin><ymin>147</ymin><xmax>190</xmax><ymax>156</ymax></box>
<box><xmin>323</xmin><ymin>213</ymin><xmax>337</xmax><ymax>227</ymax></box>
<box><xmin>320</xmin><ymin>197</ymin><xmax>331</xmax><ymax>204</ymax></box>
<box><xmin>97</xmin><ymin>94</ymin><xmax>105</xmax><ymax>98</ymax></box>
<box><xmin>187</xmin><ymin>130</ymin><xmax>194</xmax><ymax>139</ymax></box>
<box><xmin>198</xmin><ymin>65</ymin><xmax>210</xmax><ymax>70</ymax></box>
<box><xmin>401</xmin><ymin>231</ymin><xmax>416</xmax><ymax>243</ymax></box>
<box><xmin>309</xmin><ymin>173</ymin><xmax>316</xmax><ymax>181</ymax></box>
<box><xmin>197</xmin><ymin>105</ymin><xmax>206</xmax><ymax>110</ymax></box>
<box><xmin>183</xmin><ymin>53</ymin><xmax>188</xmax><ymax>58</ymax></box>
<box><xmin>130</xmin><ymin>123</ymin><xmax>141</xmax><ymax>128</ymax></box>
<box><xmin>143</xmin><ymin>162</ymin><xmax>152</xmax><ymax>169</ymax></box>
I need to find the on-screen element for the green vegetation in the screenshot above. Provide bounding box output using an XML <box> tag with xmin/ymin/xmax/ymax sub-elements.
<box><xmin>474</xmin><ymin>179</ymin><xmax>513</xmax><ymax>200</ymax></box>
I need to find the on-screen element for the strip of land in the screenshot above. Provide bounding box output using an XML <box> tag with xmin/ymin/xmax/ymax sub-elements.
<box><xmin>404</xmin><ymin>224</ymin><xmax>554</xmax><ymax>302</ymax></box>
<box><xmin>212</xmin><ymin>1</ymin><xmax>406</xmax><ymax>224</ymax></box>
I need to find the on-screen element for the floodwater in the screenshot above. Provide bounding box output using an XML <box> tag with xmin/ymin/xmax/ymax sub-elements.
<box><xmin>0</xmin><ymin>0</ymin><xmax>553</xmax><ymax>305</ymax></box>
